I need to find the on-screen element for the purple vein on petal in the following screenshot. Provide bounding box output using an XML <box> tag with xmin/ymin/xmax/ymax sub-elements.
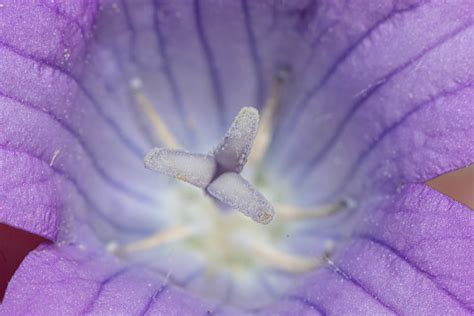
<box><xmin>356</xmin><ymin>234</ymin><xmax>474</xmax><ymax>312</ymax></box>
<box><xmin>139</xmin><ymin>283</ymin><xmax>168</xmax><ymax>316</ymax></box>
<box><xmin>295</xmin><ymin>20</ymin><xmax>474</xmax><ymax>180</ymax></box>
<box><xmin>321</xmin><ymin>79</ymin><xmax>474</xmax><ymax>201</ymax></box>
<box><xmin>0</xmin><ymin>145</ymin><xmax>151</xmax><ymax>233</ymax></box>
<box><xmin>0</xmin><ymin>92</ymin><xmax>156</xmax><ymax>203</ymax></box>
<box><xmin>0</xmin><ymin>40</ymin><xmax>146</xmax><ymax>159</ymax></box>
<box><xmin>286</xmin><ymin>295</ymin><xmax>328</xmax><ymax>316</ymax></box>
<box><xmin>39</xmin><ymin>2</ymin><xmax>90</xmax><ymax>40</ymax></box>
<box><xmin>120</xmin><ymin>0</ymin><xmax>139</xmax><ymax>65</ymax></box>
<box><xmin>241</xmin><ymin>0</ymin><xmax>266</xmax><ymax>109</ymax></box>
<box><xmin>81</xmin><ymin>267</ymin><xmax>129</xmax><ymax>315</ymax></box>
<box><xmin>152</xmin><ymin>0</ymin><xmax>194</xmax><ymax>144</ymax></box>
<box><xmin>325</xmin><ymin>263</ymin><xmax>399</xmax><ymax>315</ymax></box>
<box><xmin>275</xmin><ymin>2</ymin><xmax>427</xmax><ymax>144</ymax></box>
<box><xmin>193</xmin><ymin>0</ymin><xmax>227</xmax><ymax>131</ymax></box>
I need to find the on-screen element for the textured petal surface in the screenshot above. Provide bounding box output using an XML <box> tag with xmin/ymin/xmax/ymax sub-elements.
<box><xmin>286</xmin><ymin>184</ymin><xmax>474</xmax><ymax>315</ymax></box>
<box><xmin>0</xmin><ymin>231</ymin><xmax>217</xmax><ymax>316</ymax></box>
<box><xmin>271</xmin><ymin>0</ymin><xmax>474</xmax><ymax>202</ymax></box>
<box><xmin>0</xmin><ymin>1</ymin><xmax>98</xmax><ymax>239</ymax></box>
<box><xmin>0</xmin><ymin>0</ymin><xmax>172</xmax><ymax>241</ymax></box>
<box><xmin>1</xmin><ymin>0</ymin><xmax>473</xmax><ymax>315</ymax></box>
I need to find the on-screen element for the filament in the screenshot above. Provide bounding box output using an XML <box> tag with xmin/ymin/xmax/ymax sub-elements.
<box><xmin>249</xmin><ymin>68</ymin><xmax>289</xmax><ymax>165</ymax></box>
<box><xmin>130</xmin><ymin>77</ymin><xmax>182</xmax><ymax>149</ymax></box>
<box><xmin>117</xmin><ymin>224</ymin><xmax>198</xmax><ymax>255</ymax></box>
<box><xmin>277</xmin><ymin>198</ymin><xmax>354</xmax><ymax>220</ymax></box>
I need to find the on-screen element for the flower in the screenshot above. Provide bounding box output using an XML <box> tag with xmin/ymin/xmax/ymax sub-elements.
<box><xmin>1</xmin><ymin>0</ymin><xmax>473</xmax><ymax>315</ymax></box>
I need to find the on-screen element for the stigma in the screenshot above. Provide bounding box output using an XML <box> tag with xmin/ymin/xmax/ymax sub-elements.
<box><xmin>113</xmin><ymin>71</ymin><xmax>357</xmax><ymax>309</ymax></box>
<box><xmin>144</xmin><ymin>106</ymin><xmax>275</xmax><ymax>225</ymax></box>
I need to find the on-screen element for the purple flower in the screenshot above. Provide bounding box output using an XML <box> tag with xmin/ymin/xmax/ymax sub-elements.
<box><xmin>1</xmin><ymin>0</ymin><xmax>473</xmax><ymax>315</ymax></box>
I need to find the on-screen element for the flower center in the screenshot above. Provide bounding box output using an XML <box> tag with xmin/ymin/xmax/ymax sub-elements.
<box><xmin>109</xmin><ymin>74</ymin><xmax>354</xmax><ymax>309</ymax></box>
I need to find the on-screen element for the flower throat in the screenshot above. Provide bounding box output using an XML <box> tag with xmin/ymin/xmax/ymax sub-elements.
<box><xmin>111</xmin><ymin>71</ymin><xmax>354</xmax><ymax>309</ymax></box>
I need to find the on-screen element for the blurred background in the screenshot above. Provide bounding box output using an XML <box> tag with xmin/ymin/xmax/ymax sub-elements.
<box><xmin>428</xmin><ymin>164</ymin><xmax>474</xmax><ymax>209</ymax></box>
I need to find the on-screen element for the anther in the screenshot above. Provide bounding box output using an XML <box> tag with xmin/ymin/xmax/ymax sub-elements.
<box><xmin>130</xmin><ymin>77</ymin><xmax>182</xmax><ymax>149</ymax></box>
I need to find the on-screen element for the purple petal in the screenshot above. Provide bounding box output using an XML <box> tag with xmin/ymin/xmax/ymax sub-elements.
<box><xmin>1</xmin><ymin>0</ymin><xmax>473</xmax><ymax>314</ymax></box>
<box><xmin>0</xmin><ymin>238</ymin><xmax>217</xmax><ymax>315</ymax></box>
<box><xmin>272</xmin><ymin>1</ymin><xmax>474</xmax><ymax>201</ymax></box>
<box><xmin>0</xmin><ymin>1</ymin><xmax>98</xmax><ymax>239</ymax></box>
<box><xmin>287</xmin><ymin>184</ymin><xmax>474</xmax><ymax>315</ymax></box>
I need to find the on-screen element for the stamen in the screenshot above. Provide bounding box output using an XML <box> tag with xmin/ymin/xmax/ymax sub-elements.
<box><xmin>130</xmin><ymin>77</ymin><xmax>182</xmax><ymax>149</ymax></box>
<box><xmin>277</xmin><ymin>198</ymin><xmax>355</xmax><ymax>220</ymax></box>
<box><xmin>116</xmin><ymin>225</ymin><xmax>198</xmax><ymax>255</ymax></box>
<box><xmin>214</xmin><ymin>107</ymin><xmax>259</xmax><ymax>173</ymax></box>
<box><xmin>245</xmin><ymin>239</ymin><xmax>320</xmax><ymax>273</ymax></box>
<box><xmin>249</xmin><ymin>68</ymin><xmax>289</xmax><ymax>164</ymax></box>
<box><xmin>206</xmin><ymin>172</ymin><xmax>275</xmax><ymax>224</ymax></box>
<box><xmin>144</xmin><ymin>148</ymin><xmax>216</xmax><ymax>188</ymax></box>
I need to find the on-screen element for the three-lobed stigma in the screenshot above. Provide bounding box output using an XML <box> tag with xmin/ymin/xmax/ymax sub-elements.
<box><xmin>117</xmin><ymin>72</ymin><xmax>356</xmax><ymax>309</ymax></box>
<box><xmin>144</xmin><ymin>107</ymin><xmax>275</xmax><ymax>224</ymax></box>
